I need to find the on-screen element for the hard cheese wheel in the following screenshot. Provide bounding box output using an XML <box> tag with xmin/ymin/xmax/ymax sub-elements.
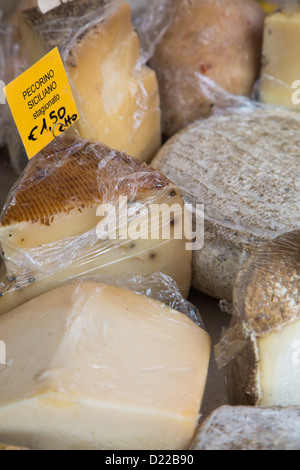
<box><xmin>152</xmin><ymin>105</ymin><xmax>300</xmax><ymax>301</ymax></box>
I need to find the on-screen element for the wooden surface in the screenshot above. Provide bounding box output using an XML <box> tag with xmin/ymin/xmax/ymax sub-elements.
<box><xmin>0</xmin><ymin>148</ymin><xmax>230</xmax><ymax>418</ymax></box>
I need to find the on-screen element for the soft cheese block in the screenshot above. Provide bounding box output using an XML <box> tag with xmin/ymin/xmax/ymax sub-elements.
<box><xmin>19</xmin><ymin>0</ymin><xmax>161</xmax><ymax>163</ymax></box>
<box><xmin>192</xmin><ymin>406</ymin><xmax>300</xmax><ymax>450</ymax></box>
<box><xmin>0</xmin><ymin>136</ymin><xmax>192</xmax><ymax>315</ymax></box>
<box><xmin>0</xmin><ymin>281</ymin><xmax>211</xmax><ymax>451</ymax></box>
<box><xmin>152</xmin><ymin>106</ymin><xmax>300</xmax><ymax>302</ymax></box>
<box><xmin>260</xmin><ymin>9</ymin><xmax>300</xmax><ymax>109</ymax></box>
<box><xmin>217</xmin><ymin>230</ymin><xmax>300</xmax><ymax>407</ymax></box>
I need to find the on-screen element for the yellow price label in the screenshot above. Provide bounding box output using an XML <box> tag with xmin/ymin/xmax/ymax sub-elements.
<box><xmin>4</xmin><ymin>47</ymin><xmax>79</xmax><ymax>160</ymax></box>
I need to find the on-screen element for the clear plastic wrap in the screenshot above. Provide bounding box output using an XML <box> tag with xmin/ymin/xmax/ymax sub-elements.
<box><xmin>17</xmin><ymin>0</ymin><xmax>161</xmax><ymax>165</ymax></box>
<box><xmin>191</xmin><ymin>405</ymin><xmax>300</xmax><ymax>450</ymax></box>
<box><xmin>0</xmin><ymin>134</ymin><xmax>193</xmax><ymax>316</ymax></box>
<box><xmin>0</xmin><ymin>5</ymin><xmax>29</xmax><ymax>174</ymax></box>
<box><xmin>152</xmin><ymin>105</ymin><xmax>300</xmax><ymax>302</ymax></box>
<box><xmin>0</xmin><ymin>277</ymin><xmax>210</xmax><ymax>450</ymax></box>
<box><xmin>137</xmin><ymin>0</ymin><xmax>265</xmax><ymax>137</ymax></box>
<box><xmin>214</xmin><ymin>230</ymin><xmax>300</xmax><ymax>407</ymax></box>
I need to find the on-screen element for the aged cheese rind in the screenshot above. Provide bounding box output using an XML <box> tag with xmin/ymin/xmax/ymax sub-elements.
<box><xmin>0</xmin><ymin>136</ymin><xmax>192</xmax><ymax>315</ymax></box>
<box><xmin>151</xmin><ymin>106</ymin><xmax>300</xmax><ymax>302</ymax></box>
<box><xmin>260</xmin><ymin>10</ymin><xmax>300</xmax><ymax>109</ymax></box>
<box><xmin>19</xmin><ymin>0</ymin><xmax>161</xmax><ymax>163</ymax></box>
<box><xmin>192</xmin><ymin>405</ymin><xmax>300</xmax><ymax>450</ymax></box>
<box><xmin>226</xmin><ymin>230</ymin><xmax>300</xmax><ymax>407</ymax></box>
<box><xmin>149</xmin><ymin>0</ymin><xmax>265</xmax><ymax>136</ymax></box>
<box><xmin>0</xmin><ymin>281</ymin><xmax>211</xmax><ymax>451</ymax></box>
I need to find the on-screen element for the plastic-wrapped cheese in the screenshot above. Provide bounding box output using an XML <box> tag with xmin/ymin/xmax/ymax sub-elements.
<box><xmin>215</xmin><ymin>230</ymin><xmax>300</xmax><ymax>407</ymax></box>
<box><xmin>0</xmin><ymin>281</ymin><xmax>211</xmax><ymax>451</ymax></box>
<box><xmin>260</xmin><ymin>9</ymin><xmax>300</xmax><ymax>109</ymax></box>
<box><xmin>192</xmin><ymin>405</ymin><xmax>300</xmax><ymax>450</ymax></box>
<box><xmin>152</xmin><ymin>106</ymin><xmax>300</xmax><ymax>302</ymax></box>
<box><xmin>148</xmin><ymin>0</ymin><xmax>265</xmax><ymax>137</ymax></box>
<box><xmin>19</xmin><ymin>0</ymin><xmax>161</xmax><ymax>163</ymax></box>
<box><xmin>0</xmin><ymin>136</ymin><xmax>192</xmax><ymax>315</ymax></box>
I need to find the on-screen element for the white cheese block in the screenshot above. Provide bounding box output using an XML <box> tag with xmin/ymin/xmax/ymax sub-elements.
<box><xmin>260</xmin><ymin>10</ymin><xmax>300</xmax><ymax>109</ymax></box>
<box><xmin>192</xmin><ymin>405</ymin><xmax>300</xmax><ymax>450</ymax></box>
<box><xmin>0</xmin><ymin>281</ymin><xmax>211</xmax><ymax>450</ymax></box>
<box><xmin>220</xmin><ymin>230</ymin><xmax>300</xmax><ymax>407</ymax></box>
<box><xmin>151</xmin><ymin>106</ymin><xmax>300</xmax><ymax>302</ymax></box>
<box><xmin>0</xmin><ymin>136</ymin><xmax>192</xmax><ymax>315</ymax></box>
<box><xmin>19</xmin><ymin>0</ymin><xmax>161</xmax><ymax>163</ymax></box>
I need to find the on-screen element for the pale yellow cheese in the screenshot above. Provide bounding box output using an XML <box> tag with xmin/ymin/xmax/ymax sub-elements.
<box><xmin>260</xmin><ymin>11</ymin><xmax>300</xmax><ymax>109</ymax></box>
<box><xmin>19</xmin><ymin>0</ymin><xmax>161</xmax><ymax>162</ymax></box>
<box><xmin>0</xmin><ymin>137</ymin><xmax>192</xmax><ymax>315</ymax></box>
<box><xmin>0</xmin><ymin>281</ymin><xmax>211</xmax><ymax>451</ymax></box>
<box><xmin>258</xmin><ymin>319</ymin><xmax>300</xmax><ymax>407</ymax></box>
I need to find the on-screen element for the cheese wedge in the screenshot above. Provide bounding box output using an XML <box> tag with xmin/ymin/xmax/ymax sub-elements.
<box><xmin>0</xmin><ymin>136</ymin><xmax>192</xmax><ymax>315</ymax></box>
<box><xmin>192</xmin><ymin>405</ymin><xmax>300</xmax><ymax>450</ymax></box>
<box><xmin>0</xmin><ymin>281</ymin><xmax>211</xmax><ymax>450</ymax></box>
<box><xmin>218</xmin><ymin>230</ymin><xmax>300</xmax><ymax>407</ymax></box>
<box><xmin>19</xmin><ymin>0</ymin><xmax>161</xmax><ymax>163</ymax></box>
<box><xmin>260</xmin><ymin>10</ymin><xmax>300</xmax><ymax>109</ymax></box>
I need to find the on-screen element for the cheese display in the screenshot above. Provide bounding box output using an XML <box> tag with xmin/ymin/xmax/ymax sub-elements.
<box><xmin>191</xmin><ymin>406</ymin><xmax>300</xmax><ymax>450</ymax></box>
<box><xmin>260</xmin><ymin>8</ymin><xmax>300</xmax><ymax>109</ymax></box>
<box><xmin>152</xmin><ymin>105</ymin><xmax>300</xmax><ymax>302</ymax></box>
<box><xmin>0</xmin><ymin>135</ymin><xmax>192</xmax><ymax>315</ymax></box>
<box><xmin>0</xmin><ymin>280</ymin><xmax>211</xmax><ymax>451</ymax></box>
<box><xmin>19</xmin><ymin>0</ymin><xmax>161</xmax><ymax>163</ymax></box>
<box><xmin>215</xmin><ymin>230</ymin><xmax>300</xmax><ymax>407</ymax></box>
<box><xmin>148</xmin><ymin>0</ymin><xmax>265</xmax><ymax>136</ymax></box>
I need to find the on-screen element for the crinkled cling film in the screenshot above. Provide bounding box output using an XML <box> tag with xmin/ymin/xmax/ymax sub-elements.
<box><xmin>0</xmin><ymin>5</ymin><xmax>30</xmax><ymax>173</ymax></box>
<box><xmin>136</xmin><ymin>0</ymin><xmax>265</xmax><ymax>137</ymax></box>
<box><xmin>215</xmin><ymin>230</ymin><xmax>300</xmax><ymax>407</ymax></box>
<box><xmin>18</xmin><ymin>0</ymin><xmax>161</xmax><ymax>164</ymax></box>
<box><xmin>0</xmin><ymin>278</ymin><xmax>210</xmax><ymax>450</ymax></box>
<box><xmin>0</xmin><ymin>135</ymin><xmax>194</xmax><ymax>320</ymax></box>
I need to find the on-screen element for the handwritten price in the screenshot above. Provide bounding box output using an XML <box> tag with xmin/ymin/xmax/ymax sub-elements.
<box><xmin>28</xmin><ymin>106</ymin><xmax>78</xmax><ymax>142</ymax></box>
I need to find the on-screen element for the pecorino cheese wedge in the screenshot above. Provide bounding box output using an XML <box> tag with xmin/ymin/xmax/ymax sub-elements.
<box><xmin>191</xmin><ymin>405</ymin><xmax>300</xmax><ymax>450</ymax></box>
<box><xmin>19</xmin><ymin>0</ymin><xmax>161</xmax><ymax>163</ymax></box>
<box><xmin>0</xmin><ymin>136</ymin><xmax>192</xmax><ymax>315</ymax></box>
<box><xmin>152</xmin><ymin>106</ymin><xmax>300</xmax><ymax>302</ymax></box>
<box><xmin>220</xmin><ymin>230</ymin><xmax>300</xmax><ymax>407</ymax></box>
<box><xmin>0</xmin><ymin>281</ymin><xmax>211</xmax><ymax>451</ymax></box>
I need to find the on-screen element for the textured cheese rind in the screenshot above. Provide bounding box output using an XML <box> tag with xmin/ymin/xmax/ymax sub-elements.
<box><xmin>149</xmin><ymin>0</ymin><xmax>265</xmax><ymax>137</ymax></box>
<box><xmin>151</xmin><ymin>106</ymin><xmax>300</xmax><ymax>301</ymax></box>
<box><xmin>225</xmin><ymin>230</ymin><xmax>300</xmax><ymax>407</ymax></box>
<box><xmin>192</xmin><ymin>405</ymin><xmax>300</xmax><ymax>450</ymax></box>
<box><xmin>260</xmin><ymin>10</ymin><xmax>300</xmax><ymax>109</ymax></box>
<box><xmin>0</xmin><ymin>281</ymin><xmax>211</xmax><ymax>451</ymax></box>
<box><xmin>19</xmin><ymin>0</ymin><xmax>161</xmax><ymax>163</ymax></box>
<box><xmin>0</xmin><ymin>136</ymin><xmax>192</xmax><ymax>315</ymax></box>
